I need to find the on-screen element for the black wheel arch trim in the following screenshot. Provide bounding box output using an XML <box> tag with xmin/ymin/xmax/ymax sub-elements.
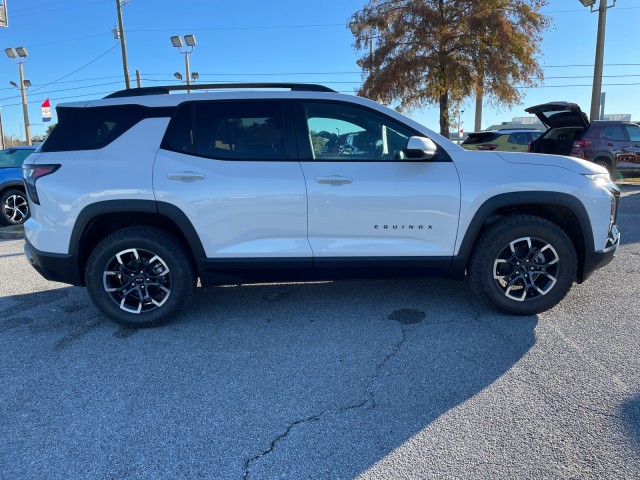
<box><xmin>449</xmin><ymin>191</ymin><xmax>595</xmax><ymax>279</ymax></box>
<box><xmin>67</xmin><ymin>200</ymin><xmax>206</xmax><ymax>280</ymax></box>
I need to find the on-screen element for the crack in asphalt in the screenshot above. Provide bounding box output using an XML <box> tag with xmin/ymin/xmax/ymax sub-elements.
<box><xmin>241</xmin><ymin>322</ymin><xmax>408</xmax><ymax>479</ymax></box>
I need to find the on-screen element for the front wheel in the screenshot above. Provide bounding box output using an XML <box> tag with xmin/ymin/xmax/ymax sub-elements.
<box><xmin>85</xmin><ymin>226</ymin><xmax>196</xmax><ymax>327</ymax></box>
<box><xmin>468</xmin><ymin>215</ymin><xmax>577</xmax><ymax>315</ymax></box>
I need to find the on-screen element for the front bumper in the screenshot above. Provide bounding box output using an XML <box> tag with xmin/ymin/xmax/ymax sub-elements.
<box><xmin>24</xmin><ymin>237</ymin><xmax>83</xmax><ymax>286</ymax></box>
<box><xmin>580</xmin><ymin>223</ymin><xmax>620</xmax><ymax>283</ymax></box>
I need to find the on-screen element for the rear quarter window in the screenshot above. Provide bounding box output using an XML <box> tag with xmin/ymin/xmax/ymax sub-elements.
<box><xmin>41</xmin><ymin>105</ymin><xmax>175</xmax><ymax>152</ymax></box>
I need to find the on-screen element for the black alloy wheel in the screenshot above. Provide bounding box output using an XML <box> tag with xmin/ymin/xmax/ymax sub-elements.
<box><xmin>469</xmin><ymin>215</ymin><xmax>577</xmax><ymax>315</ymax></box>
<box><xmin>85</xmin><ymin>226</ymin><xmax>196</xmax><ymax>327</ymax></box>
<box><xmin>0</xmin><ymin>189</ymin><xmax>29</xmax><ymax>226</ymax></box>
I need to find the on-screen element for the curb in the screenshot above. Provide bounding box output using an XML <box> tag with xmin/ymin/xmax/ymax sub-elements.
<box><xmin>0</xmin><ymin>225</ymin><xmax>24</xmax><ymax>240</ymax></box>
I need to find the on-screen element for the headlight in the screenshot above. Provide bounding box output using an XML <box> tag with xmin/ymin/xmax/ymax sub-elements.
<box><xmin>584</xmin><ymin>173</ymin><xmax>615</xmax><ymax>190</ymax></box>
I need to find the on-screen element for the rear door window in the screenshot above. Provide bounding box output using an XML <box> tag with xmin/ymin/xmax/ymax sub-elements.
<box><xmin>164</xmin><ymin>101</ymin><xmax>290</xmax><ymax>160</ymax></box>
<box><xmin>507</xmin><ymin>132</ymin><xmax>530</xmax><ymax>145</ymax></box>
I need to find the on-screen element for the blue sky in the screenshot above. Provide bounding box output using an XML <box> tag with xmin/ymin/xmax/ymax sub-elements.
<box><xmin>1</xmin><ymin>0</ymin><xmax>639</xmax><ymax>141</ymax></box>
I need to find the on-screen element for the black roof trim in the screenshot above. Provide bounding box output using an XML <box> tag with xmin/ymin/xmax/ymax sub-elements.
<box><xmin>104</xmin><ymin>83</ymin><xmax>337</xmax><ymax>99</ymax></box>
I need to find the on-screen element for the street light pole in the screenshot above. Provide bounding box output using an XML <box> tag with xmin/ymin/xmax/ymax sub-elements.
<box><xmin>170</xmin><ymin>35</ymin><xmax>196</xmax><ymax>93</ymax></box>
<box><xmin>5</xmin><ymin>47</ymin><xmax>31</xmax><ymax>145</ymax></box>
<box><xmin>18</xmin><ymin>62</ymin><xmax>31</xmax><ymax>145</ymax></box>
<box><xmin>185</xmin><ymin>53</ymin><xmax>191</xmax><ymax>93</ymax></box>
<box><xmin>115</xmin><ymin>0</ymin><xmax>131</xmax><ymax>89</ymax></box>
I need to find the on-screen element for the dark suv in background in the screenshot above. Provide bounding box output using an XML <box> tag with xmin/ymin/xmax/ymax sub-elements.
<box><xmin>526</xmin><ymin>101</ymin><xmax>640</xmax><ymax>176</ymax></box>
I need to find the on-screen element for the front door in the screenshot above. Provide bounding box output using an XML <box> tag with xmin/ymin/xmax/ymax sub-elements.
<box><xmin>294</xmin><ymin>101</ymin><xmax>461</xmax><ymax>278</ymax></box>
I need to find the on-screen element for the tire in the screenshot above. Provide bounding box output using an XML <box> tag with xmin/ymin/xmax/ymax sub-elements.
<box><xmin>594</xmin><ymin>158</ymin><xmax>611</xmax><ymax>174</ymax></box>
<box><xmin>468</xmin><ymin>215</ymin><xmax>577</xmax><ymax>315</ymax></box>
<box><xmin>0</xmin><ymin>188</ymin><xmax>29</xmax><ymax>226</ymax></box>
<box><xmin>85</xmin><ymin>226</ymin><xmax>196</xmax><ymax>327</ymax></box>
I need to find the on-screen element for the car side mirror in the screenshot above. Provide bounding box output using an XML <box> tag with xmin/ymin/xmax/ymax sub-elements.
<box><xmin>405</xmin><ymin>136</ymin><xmax>438</xmax><ymax>160</ymax></box>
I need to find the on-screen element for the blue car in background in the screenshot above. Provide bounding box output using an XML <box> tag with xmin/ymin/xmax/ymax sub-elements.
<box><xmin>0</xmin><ymin>145</ymin><xmax>37</xmax><ymax>226</ymax></box>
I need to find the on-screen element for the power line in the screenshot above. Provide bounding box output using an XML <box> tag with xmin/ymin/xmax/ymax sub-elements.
<box><xmin>127</xmin><ymin>23</ymin><xmax>345</xmax><ymax>33</ymax></box>
<box><xmin>30</xmin><ymin>33</ymin><xmax>112</xmax><ymax>49</ymax></box>
<box><xmin>9</xmin><ymin>0</ymin><xmax>112</xmax><ymax>18</ymax></box>
<box><xmin>27</xmin><ymin>44</ymin><xmax>121</xmax><ymax>96</ymax></box>
<box><xmin>3</xmin><ymin>81</ymin><xmax>640</xmax><ymax>109</ymax></box>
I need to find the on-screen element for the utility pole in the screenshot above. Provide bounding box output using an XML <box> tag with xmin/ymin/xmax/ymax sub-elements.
<box><xmin>135</xmin><ymin>69</ymin><xmax>141</xmax><ymax>88</ymax></box>
<box><xmin>115</xmin><ymin>0</ymin><xmax>131</xmax><ymax>89</ymax></box>
<box><xmin>584</xmin><ymin>0</ymin><xmax>616</xmax><ymax>122</ymax></box>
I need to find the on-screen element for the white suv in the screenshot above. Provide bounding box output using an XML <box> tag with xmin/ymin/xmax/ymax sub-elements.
<box><xmin>22</xmin><ymin>83</ymin><xmax>620</xmax><ymax>327</ymax></box>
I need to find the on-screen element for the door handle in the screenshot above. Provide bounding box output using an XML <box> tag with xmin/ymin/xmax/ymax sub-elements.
<box><xmin>315</xmin><ymin>176</ymin><xmax>353</xmax><ymax>186</ymax></box>
<box><xmin>167</xmin><ymin>172</ymin><xmax>206</xmax><ymax>181</ymax></box>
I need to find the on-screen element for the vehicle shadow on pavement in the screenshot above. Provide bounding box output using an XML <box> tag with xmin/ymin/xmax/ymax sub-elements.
<box><xmin>621</xmin><ymin>395</ymin><xmax>640</xmax><ymax>449</ymax></box>
<box><xmin>1</xmin><ymin>279</ymin><xmax>537</xmax><ymax>479</ymax></box>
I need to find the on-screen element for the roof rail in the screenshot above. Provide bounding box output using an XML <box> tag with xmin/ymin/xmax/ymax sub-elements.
<box><xmin>104</xmin><ymin>82</ymin><xmax>337</xmax><ymax>99</ymax></box>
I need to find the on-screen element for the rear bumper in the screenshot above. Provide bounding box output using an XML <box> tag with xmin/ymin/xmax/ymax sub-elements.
<box><xmin>24</xmin><ymin>237</ymin><xmax>83</xmax><ymax>286</ymax></box>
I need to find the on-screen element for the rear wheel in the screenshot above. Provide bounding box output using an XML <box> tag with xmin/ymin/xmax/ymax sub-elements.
<box><xmin>85</xmin><ymin>226</ymin><xmax>196</xmax><ymax>327</ymax></box>
<box><xmin>468</xmin><ymin>215</ymin><xmax>577</xmax><ymax>315</ymax></box>
<box><xmin>0</xmin><ymin>188</ymin><xmax>29</xmax><ymax>226</ymax></box>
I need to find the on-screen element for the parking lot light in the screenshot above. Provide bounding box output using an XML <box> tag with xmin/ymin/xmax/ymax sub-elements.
<box><xmin>5</xmin><ymin>46</ymin><xmax>31</xmax><ymax>145</ymax></box>
<box><xmin>170</xmin><ymin>34</ymin><xmax>196</xmax><ymax>93</ymax></box>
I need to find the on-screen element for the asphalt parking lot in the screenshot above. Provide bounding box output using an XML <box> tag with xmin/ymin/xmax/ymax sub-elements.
<box><xmin>1</xmin><ymin>185</ymin><xmax>639</xmax><ymax>479</ymax></box>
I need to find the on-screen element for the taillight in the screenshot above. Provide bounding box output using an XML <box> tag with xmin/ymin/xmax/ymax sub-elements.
<box><xmin>573</xmin><ymin>140</ymin><xmax>592</xmax><ymax>149</ymax></box>
<box><xmin>477</xmin><ymin>144</ymin><xmax>498</xmax><ymax>151</ymax></box>
<box><xmin>22</xmin><ymin>164</ymin><xmax>60</xmax><ymax>205</ymax></box>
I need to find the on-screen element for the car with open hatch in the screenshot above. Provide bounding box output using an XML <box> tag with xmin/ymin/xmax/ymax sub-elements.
<box><xmin>21</xmin><ymin>83</ymin><xmax>620</xmax><ymax>327</ymax></box>
<box><xmin>526</xmin><ymin>101</ymin><xmax>640</xmax><ymax>176</ymax></box>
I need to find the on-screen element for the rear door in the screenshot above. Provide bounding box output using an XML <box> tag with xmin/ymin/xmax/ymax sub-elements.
<box><xmin>294</xmin><ymin>100</ymin><xmax>461</xmax><ymax>278</ymax></box>
<box><xmin>154</xmin><ymin>99</ymin><xmax>312</xmax><ymax>281</ymax></box>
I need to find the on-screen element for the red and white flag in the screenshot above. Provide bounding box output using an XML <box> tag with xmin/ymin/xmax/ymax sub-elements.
<box><xmin>42</xmin><ymin>98</ymin><xmax>52</xmax><ymax>122</ymax></box>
